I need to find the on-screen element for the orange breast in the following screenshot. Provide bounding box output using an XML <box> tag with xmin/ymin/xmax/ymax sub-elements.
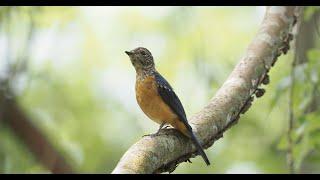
<box><xmin>135</xmin><ymin>76</ymin><xmax>178</xmax><ymax>125</ymax></box>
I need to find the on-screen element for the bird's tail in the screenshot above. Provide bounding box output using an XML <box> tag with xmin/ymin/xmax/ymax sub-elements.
<box><xmin>188</xmin><ymin>131</ymin><xmax>210</xmax><ymax>166</ymax></box>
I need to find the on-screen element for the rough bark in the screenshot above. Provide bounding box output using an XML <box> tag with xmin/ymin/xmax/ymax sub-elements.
<box><xmin>112</xmin><ymin>6</ymin><xmax>300</xmax><ymax>174</ymax></box>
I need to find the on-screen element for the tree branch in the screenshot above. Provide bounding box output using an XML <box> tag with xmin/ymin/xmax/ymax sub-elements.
<box><xmin>1</xmin><ymin>98</ymin><xmax>74</xmax><ymax>173</ymax></box>
<box><xmin>112</xmin><ymin>6</ymin><xmax>300</xmax><ymax>174</ymax></box>
<box><xmin>0</xmin><ymin>7</ymin><xmax>74</xmax><ymax>173</ymax></box>
<box><xmin>287</xmin><ymin>44</ymin><xmax>296</xmax><ymax>174</ymax></box>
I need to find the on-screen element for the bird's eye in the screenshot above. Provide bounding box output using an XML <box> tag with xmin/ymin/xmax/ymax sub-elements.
<box><xmin>141</xmin><ymin>51</ymin><xmax>147</xmax><ymax>56</ymax></box>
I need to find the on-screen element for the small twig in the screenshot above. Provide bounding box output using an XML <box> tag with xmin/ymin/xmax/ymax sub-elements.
<box><xmin>287</xmin><ymin>18</ymin><xmax>301</xmax><ymax>173</ymax></box>
<box><xmin>287</xmin><ymin>59</ymin><xmax>295</xmax><ymax>174</ymax></box>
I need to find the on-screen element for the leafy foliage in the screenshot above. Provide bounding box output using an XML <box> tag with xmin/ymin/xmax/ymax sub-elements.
<box><xmin>0</xmin><ymin>6</ymin><xmax>319</xmax><ymax>173</ymax></box>
<box><xmin>275</xmin><ymin>6</ymin><xmax>320</xmax><ymax>173</ymax></box>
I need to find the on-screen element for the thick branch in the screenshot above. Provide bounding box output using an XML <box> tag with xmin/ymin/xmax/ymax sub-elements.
<box><xmin>112</xmin><ymin>6</ymin><xmax>300</xmax><ymax>174</ymax></box>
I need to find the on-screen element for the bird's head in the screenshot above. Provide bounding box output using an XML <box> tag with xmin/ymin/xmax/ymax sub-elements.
<box><xmin>125</xmin><ymin>47</ymin><xmax>155</xmax><ymax>72</ymax></box>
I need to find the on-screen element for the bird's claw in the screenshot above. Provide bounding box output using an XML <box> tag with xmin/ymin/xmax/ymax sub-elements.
<box><xmin>142</xmin><ymin>125</ymin><xmax>171</xmax><ymax>138</ymax></box>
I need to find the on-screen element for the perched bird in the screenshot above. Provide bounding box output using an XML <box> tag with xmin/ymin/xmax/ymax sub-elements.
<box><xmin>125</xmin><ymin>47</ymin><xmax>210</xmax><ymax>166</ymax></box>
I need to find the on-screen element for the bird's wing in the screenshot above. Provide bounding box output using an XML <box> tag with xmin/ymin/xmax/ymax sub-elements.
<box><xmin>154</xmin><ymin>72</ymin><xmax>191</xmax><ymax>130</ymax></box>
<box><xmin>155</xmin><ymin>72</ymin><xmax>210</xmax><ymax>165</ymax></box>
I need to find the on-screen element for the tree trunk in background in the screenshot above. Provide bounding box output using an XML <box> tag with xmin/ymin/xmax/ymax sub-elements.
<box><xmin>0</xmin><ymin>6</ymin><xmax>74</xmax><ymax>174</ymax></box>
<box><xmin>294</xmin><ymin>8</ymin><xmax>320</xmax><ymax>173</ymax></box>
<box><xmin>1</xmin><ymin>97</ymin><xmax>74</xmax><ymax>173</ymax></box>
<box><xmin>112</xmin><ymin>6</ymin><xmax>301</xmax><ymax>174</ymax></box>
<box><xmin>294</xmin><ymin>9</ymin><xmax>320</xmax><ymax>65</ymax></box>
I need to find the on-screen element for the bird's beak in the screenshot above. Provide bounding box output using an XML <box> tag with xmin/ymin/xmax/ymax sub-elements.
<box><xmin>125</xmin><ymin>51</ymin><xmax>133</xmax><ymax>56</ymax></box>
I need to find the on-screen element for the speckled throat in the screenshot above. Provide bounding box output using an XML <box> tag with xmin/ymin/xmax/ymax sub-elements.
<box><xmin>136</xmin><ymin>68</ymin><xmax>156</xmax><ymax>81</ymax></box>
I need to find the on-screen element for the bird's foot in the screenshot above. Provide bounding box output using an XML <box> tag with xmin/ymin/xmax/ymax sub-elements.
<box><xmin>142</xmin><ymin>125</ymin><xmax>171</xmax><ymax>138</ymax></box>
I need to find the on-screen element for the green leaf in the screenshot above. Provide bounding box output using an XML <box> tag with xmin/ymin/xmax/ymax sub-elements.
<box><xmin>293</xmin><ymin>135</ymin><xmax>313</xmax><ymax>171</ymax></box>
<box><xmin>294</xmin><ymin>122</ymin><xmax>306</xmax><ymax>141</ymax></box>
<box><xmin>298</xmin><ymin>96</ymin><xmax>312</xmax><ymax>114</ymax></box>
<box><xmin>297</xmin><ymin>115</ymin><xmax>307</xmax><ymax>125</ymax></box>
<box><xmin>310</xmin><ymin>130</ymin><xmax>320</xmax><ymax>148</ymax></box>
<box><xmin>305</xmin><ymin>112</ymin><xmax>320</xmax><ymax>132</ymax></box>
<box><xmin>304</xmin><ymin>7</ymin><xmax>320</xmax><ymax>21</ymax></box>
<box><xmin>307</xmin><ymin>49</ymin><xmax>320</xmax><ymax>67</ymax></box>
<box><xmin>277</xmin><ymin>135</ymin><xmax>288</xmax><ymax>151</ymax></box>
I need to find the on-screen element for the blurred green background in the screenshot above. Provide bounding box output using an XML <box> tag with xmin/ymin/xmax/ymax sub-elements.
<box><xmin>0</xmin><ymin>6</ymin><xmax>319</xmax><ymax>174</ymax></box>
